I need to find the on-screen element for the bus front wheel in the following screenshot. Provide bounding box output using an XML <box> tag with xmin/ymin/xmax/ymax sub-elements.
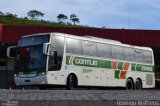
<box><xmin>66</xmin><ymin>74</ymin><xmax>77</xmax><ymax>90</ymax></box>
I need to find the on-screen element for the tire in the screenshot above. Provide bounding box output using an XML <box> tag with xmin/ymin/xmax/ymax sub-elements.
<box><xmin>135</xmin><ymin>79</ymin><xmax>142</xmax><ymax>90</ymax></box>
<box><xmin>126</xmin><ymin>79</ymin><xmax>134</xmax><ymax>90</ymax></box>
<box><xmin>66</xmin><ymin>74</ymin><xmax>76</xmax><ymax>90</ymax></box>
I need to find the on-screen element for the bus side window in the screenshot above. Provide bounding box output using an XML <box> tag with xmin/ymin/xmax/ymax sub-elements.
<box><xmin>118</xmin><ymin>46</ymin><xmax>125</xmax><ymax>60</ymax></box>
<box><xmin>48</xmin><ymin>36</ymin><xmax>64</xmax><ymax>71</ymax></box>
<box><xmin>125</xmin><ymin>47</ymin><xmax>135</xmax><ymax>61</ymax></box>
<box><xmin>135</xmin><ymin>49</ymin><xmax>144</xmax><ymax>63</ymax></box>
<box><xmin>97</xmin><ymin>43</ymin><xmax>112</xmax><ymax>58</ymax></box>
<box><xmin>112</xmin><ymin>45</ymin><xmax>119</xmax><ymax>60</ymax></box>
<box><xmin>144</xmin><ymin>51</ymin><xmax>152</xmax><ymax>64</ymax></box>
<box><xmin>66</xmin><ymin>38</ymin><xmax>82</xmax><ymax>55</ymax></box>
<box><xmin>82</xmin><ymin>40</ymin><xmax>98</xmax><ymax>57</ymax></box>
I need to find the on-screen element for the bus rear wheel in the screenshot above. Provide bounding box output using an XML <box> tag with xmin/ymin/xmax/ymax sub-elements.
<box><xmin>135</xmin><ymin>79</ymin><xmax>142</xmax><ymax>90</ymax></box>
<box><xmin>66</xmin><ymin>74</ymin><xmax>77</xmax><ymax>90</ymax></box>
<box><xmin>126</xmin><ymin>79</ymin><xmax>134</xmax><ymax>90</ymax></box>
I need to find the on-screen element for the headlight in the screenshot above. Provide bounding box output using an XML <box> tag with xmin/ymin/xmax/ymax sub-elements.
<box><xmin>37</xmin><ymin>72</ymin><xmax>46</xmax><ymax>76</ymax></box>
<box><xmin>14</xmin><ymin>74</ymin><xmax>19</xmax><ymax>77</ymax></box>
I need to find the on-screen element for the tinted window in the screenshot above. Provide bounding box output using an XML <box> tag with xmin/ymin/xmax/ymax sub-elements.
<box><xmin>82</xmin><ymin>40</ymin><xmax>97</xmax><ymax>56</ymax></box>
<box><xmin>144</xmin><ymin>51</ymin><xmax>152</xmax><ymax>64</ymax></box>
<box><xmin>135</xmin><ymin>49</ymin><xmax>144</xmax><ymax>63</ymax></box>
<box><xmin>66</xmin><ymin>38</ymin><xmax>82</xmax><ymax>54</ymax></box>
<box><xmin>112</xmin><ymin>45</ymin><xmax>125</xmax><ymax>60</ymax></box>
<box><xmin>15</xmin><ymin>45</ymin><xmax>47</xmax><ymax>73</ymax></box>
<box><xmin>125</xmin><ymin>47</ymin><xmax>135</xmax><ymax>61</ymax></box>
<box><xmin>48</xmin><ymin>36</ymin><xmax>64</xmax><ymax>71</ymax></box>
<box><xmin>97</xmin><ymin>43</ymin><xmax>112</xmax><ymax>58</ymax></box>
<box><xmin>118</xmin><ymin>46</ymin><xmax>125</xmax><ymax>60</ymax></box>
<box><xmin>19</xmin><ymin>35</ymin><xmax>49</xmax><ymax>46</ymax></box>
<box><xmin>112</xmin><ymin>46</ymin><xmax>119</xmax><ymax>59</ymax></box>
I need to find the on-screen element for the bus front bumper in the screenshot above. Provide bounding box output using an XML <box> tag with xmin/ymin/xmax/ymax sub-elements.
<box><xmin>14</xmin><ymin>75</ymin><xmax>48</xmax><ymax>86</ymax></box>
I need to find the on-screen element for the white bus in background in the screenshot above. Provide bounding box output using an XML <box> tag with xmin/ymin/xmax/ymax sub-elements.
<box><xmin>7</xmin><ymin>32</ymin><xmax>155</xmax><ymax>90</ymax></box>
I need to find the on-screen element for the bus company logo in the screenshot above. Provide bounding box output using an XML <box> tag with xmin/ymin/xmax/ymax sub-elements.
<box><xmin>141</xmin><ymin>66</ymin><xmax>153</xmax><ymax>72</ymax></box>
<box><xmin>69</xmin><ymin>56</ymin><xmax>98</xmax><ymax>67</ymax></box>
<box><xmin>75</xmin><ymin>58</ymin><xmax>98</xmax><ymax>67</ymax></box>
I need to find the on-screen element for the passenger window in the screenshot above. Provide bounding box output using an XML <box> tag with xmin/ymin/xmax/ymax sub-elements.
<box><xmin>82</xmin><ymin>40</ymin><xmax>97</xmax><ymax>56</ymax></box>
<box><xmin>135</xmin><ymin>49</ymin><xmax>144</xmax><ymax>63</ymax></box>
<box><xmin>125</xmin><ymin>47</ymin><xmax>135</xmax><ymax>61</ymax></box>
<box><xmin>118</xmin><ymin>46</ymin><xmax>125</xmax><ymax>60</ymax></box>
<box><xmin>144</xmin><ymin>51</ymin><xmax>152</xmax><ymax>64</ymax></box>
<box><xmin>97</xmin><ymin>43</ymin><xmax>112</xmax><ymax>58</ymax></box>
<box><xmin>66</xmin><ymin>38</ymin><xmax>82</xmax><ymax>55</ymax></box>
<box><xmin>112</xmin><ymin>46</ymin><xmax>119</xmax><ymax>59</ymax></box>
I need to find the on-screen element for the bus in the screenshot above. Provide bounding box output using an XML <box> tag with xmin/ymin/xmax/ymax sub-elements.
<box><xmin>7</xmin><ymin>32</ymin><xmax>155</xmax><ymax>90</ymax></box>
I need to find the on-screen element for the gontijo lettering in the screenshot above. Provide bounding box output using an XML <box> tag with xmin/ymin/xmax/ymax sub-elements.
<box><xmin>75</xmin><ymin>58</ymin><xmax>98</xmax><ymax>66</ymax></box>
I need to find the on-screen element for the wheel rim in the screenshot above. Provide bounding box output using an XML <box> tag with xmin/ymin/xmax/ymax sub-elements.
<box><xmin>69</xmin><ymin>75</ymin><xmax>74</xmax><ymax>89</ymax></box>
<box><xmin>127</xmin><ymin>80</ymin><xmax>133</xmax><ymax>90</ymax></box>
<box><xmin>136</xmin><ymin>81</ymin><xmax>141</xmax><ymax>90</ymax></box>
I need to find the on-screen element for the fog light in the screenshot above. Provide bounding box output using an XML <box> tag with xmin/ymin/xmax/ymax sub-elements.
<box><xmin>42</xmin><ymin>82</ymin><xmax>45</xmax><ymax>84</ymax></box>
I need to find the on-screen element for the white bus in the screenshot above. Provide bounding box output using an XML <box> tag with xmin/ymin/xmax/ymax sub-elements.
<box><xmin>7</xmin><ymin>32</ymin><xmax>155</xmax><ymax>90</ymax></box>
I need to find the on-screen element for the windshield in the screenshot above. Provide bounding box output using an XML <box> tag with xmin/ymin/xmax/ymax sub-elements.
<box><xmin>15</xmin><ymin>44</ymin><xmax>46</xmax><ymax>74</ymax></box>
<box><xmin>19</xmin><ymin>35</ymin><xmax>49</xmax><ymax>46</ymax></box>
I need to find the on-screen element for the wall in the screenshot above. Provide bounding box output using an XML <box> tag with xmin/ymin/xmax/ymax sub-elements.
<box><xmin>1</xmin><ymin>24</ymin><xmax>160</xmax><ymax>48</ymax></box>
<box><xmin>0</xmin><ymin>24</ymin><xmax>3</xmax><ymax>43</ymax></box>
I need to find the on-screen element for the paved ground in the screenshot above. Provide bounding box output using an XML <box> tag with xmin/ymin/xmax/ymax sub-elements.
<box><xmin>0</xmin><ymin>89</ymin><xmax>160</xmax><ymax>106</ymax></box>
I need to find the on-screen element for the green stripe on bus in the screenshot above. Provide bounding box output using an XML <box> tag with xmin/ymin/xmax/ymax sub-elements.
<box><xmin>131</xmin><ymin>63</ymin><xmax>154</xmax><ymax>72</ymax></box>
<box><xmin>131</xmin><ymin>63</ymin><xmax>136</xmax><ymax>71</ymax></box>
<box><xmin>115</xmin><ymin>70</ymin><xmax>121</xmax><ymax>79</ymax></box>
<box><xmin>66</xmin><ymin>56</ymin><xmax>70</xmax><ymax>65</ymax></box>
<box><xmin>98</xmin><ymin>59</ymin><xmax>111</xmax><ymax>69</ymax></box>
<box><xmin>66</xmin><ymin>55</ymin><xmax>154</xmax><ymax>73</ymax></box>
<box><xmin>118</xmin><ymin>62</ymin><xmax>124</xmax><ymax>70</ymax></box>
<box><xmin>66</xmin><ymin>56</ymin><xmax>111</xmax><ymax>69</ymax></box>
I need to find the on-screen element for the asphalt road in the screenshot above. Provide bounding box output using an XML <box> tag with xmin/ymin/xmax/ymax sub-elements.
<box><xmin>0</xmin><ymin>89</ymin><xmax>160</xmax><ymax>106</ymax></box>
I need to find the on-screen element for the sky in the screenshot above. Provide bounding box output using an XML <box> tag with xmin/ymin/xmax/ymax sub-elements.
<box><xmin>0</xmin><ymin>0</ymin><xmax>160</xmax><ymax>30</ymax></box>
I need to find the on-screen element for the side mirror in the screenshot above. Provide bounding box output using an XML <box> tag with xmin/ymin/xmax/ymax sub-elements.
<box><xmin>7</xmin><ymin>46</ymin><xmax>17</xmax><ymax>58</ymax></box>
<box><xmin>43</xmin><ymin>43</ymin><xmax>50</xmax><ymax>55</ymax></box>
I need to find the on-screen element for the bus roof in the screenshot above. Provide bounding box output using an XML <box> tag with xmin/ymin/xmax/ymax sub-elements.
<box><xmin>62</xmin><ymin>33</ymin><xmax>152</xmax><ymax>51</ymax></box>
<box><xmin>20</xmin><ymin>32</ymin><xmax>152</xmax><ymax>51</ymax></box>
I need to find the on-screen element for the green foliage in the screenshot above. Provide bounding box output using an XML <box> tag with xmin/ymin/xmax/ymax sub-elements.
<box><xmin>57</xmin><ymin>14</ymin><xmax>68</xmax><ymax>23</ymax></box>
<box><xmin>0</xmin><ymin>11</ymin><xmax>89</xmax><ymax>28</ymax></box>
<box><xmin>0</xmin><ymin>16</ymin><xmax>84</xmax><ymax>28</ymax></box>
<box><xmin>0</xmin><ymin>11</ymin><xmax>4</xmax><ymax>16</ymax></box>
<box><xmin>70</xmin><ymin>14</ymin><xmax>80</xmax><ymax>25</ymax></box>
<box><xmin>27</xmin><ymin>10</ymin><xmax>44</xmax><ymax>20</ymax></box>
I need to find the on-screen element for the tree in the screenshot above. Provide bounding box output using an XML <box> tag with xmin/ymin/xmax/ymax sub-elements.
<box><xmin>0</xmin><ymin>11</ymin><xmax>4</xmax><ymax>16</ymax></box>
<box><xmin>70</xmin><ymin>14</ymin><xmax>80</xmax><ymax>25</ymax></box>
<box><xmin>27</xmin><ymin>10</ymin><xmax>44</xmax><ymax>20</ymax></box>
<box><xmin>57</xmin><ymin>14</ymin><xmax>68</xmax><ymax>23</ymax></box>
<box><xmin>5</xmin><ymin>12</ymin><xmax>17</xmax><ymax>18</ymax></box>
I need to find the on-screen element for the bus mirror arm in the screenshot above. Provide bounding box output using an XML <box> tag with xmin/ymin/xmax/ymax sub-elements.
<box><xmin>7</xmin><ymin>46</ymin><xmax>17</xmax><ymax>58</ymax></box>
<box><xmin>43</xmin><ymin>43</ymin><xmax>51</xmax><ymax>55</ymax></box>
